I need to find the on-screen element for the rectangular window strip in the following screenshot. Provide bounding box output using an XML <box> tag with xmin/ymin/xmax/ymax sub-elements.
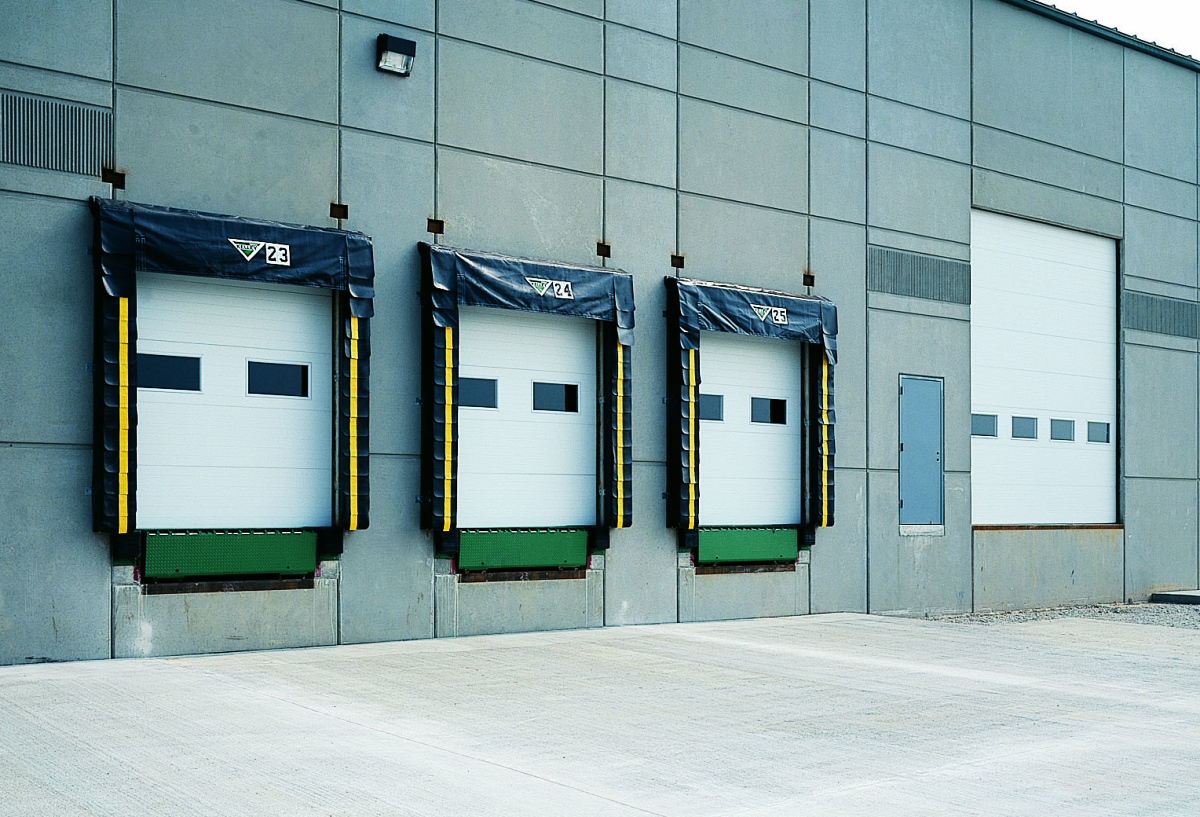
<box><xmin>533</xmin><ymin>382</ymin><xmax>579</xmax><ymax>412</ymax></box>
<box><xmin>1011</xmin><ymin>416</ymin><xmax>1037</xmax><ymax>439</ymax></box>
<box><xmin>136</xmin><ymin>353</ymin><xmax>201</xmax><ymax>391</ymax></box>
<box><xmin>750</xmin><ymin>397</ymin><xmax>787</xmax><ymax>425</ymax></box>
<box><xmin>460</xmin><ymin>377</ymin><xmax>498</xmax><ymax>408</ymax></box>
<box><xmin>248</xmin><ymin>361</ymin><xmax>309</xmax><ymax>397</ymax></box>
<box><xmin>698</xmin><ymin>393</ymin><xmax>723</xmax><ymax>421</ymax></box>
<box><xmin>977</xmin><ymin>414</ymin><xmax>1111</xmax><ymax>444</ymax></box>
<box><xmin>1050</xmin><ymin>419</ymin><xmax>1075</xmax><ymax>441</ymax></box>
<box><xmin>971</xmin><ymin>413</ymin><xmax>998</xmax><ymax>437</ymax></box>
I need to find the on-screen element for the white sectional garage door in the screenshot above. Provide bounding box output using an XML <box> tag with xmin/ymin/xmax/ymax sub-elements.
<box><xmin>135</xmin><ymin>272</ymin><xmax>334</xmax><ymax>529</ymax></box>
<box><xmin>457</xmin><ymin>306</ymin><xmax>597</xmax><ymax>528</ymax></box>
<box><xmin>698</xmin><ymin>330</ymin><xmax>804</xmax><ymax>526</ymax></box>
<box><xmin>971</xmin><ymin>210</ymin><xmax>1117</xmax><ymax>524</ymax></box>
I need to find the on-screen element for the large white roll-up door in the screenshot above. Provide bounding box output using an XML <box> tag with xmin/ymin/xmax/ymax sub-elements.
<box><xmin>970</xmin><ymin>210</ymin><xmax>1117</xmax><ymax>524</ymax></box>
<box><xmin>135</xmin><ymin>272</ymin><xmax>334</xmax><ymax>529</ymax></box>
<box><xmin>698</xmin><ymin>330</ymin><xmax>804</xmax><ymax>526</ymax></box>
<box><xmin>457</xmin><ymin>306</ymin><xmax>598</xmax><ymax>528</ymax></box>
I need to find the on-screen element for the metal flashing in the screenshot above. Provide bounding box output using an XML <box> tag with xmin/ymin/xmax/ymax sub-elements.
<box><xmin>998</xmin><ymin>0</ymin><xmax>1200</xmax><ymax>73</ymax></box>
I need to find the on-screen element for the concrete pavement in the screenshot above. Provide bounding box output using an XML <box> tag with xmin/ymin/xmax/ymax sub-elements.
<box><xmin>2</xmin><ymin>613</ymin><xmax>1198</xmax><ymax>815</ymax></box>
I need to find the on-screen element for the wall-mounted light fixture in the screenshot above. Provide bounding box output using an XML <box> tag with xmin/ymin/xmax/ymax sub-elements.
<box><xmin>377</xmin><ymin>34</ymin><xmax>417</xmax><ymax>76</ymax></box>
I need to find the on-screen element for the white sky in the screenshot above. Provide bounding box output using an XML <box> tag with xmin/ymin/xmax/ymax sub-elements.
<box><xmin>1047</xmin><ymin>0</ymin><xmax>1200</xmax><ymax>59</ymax></box>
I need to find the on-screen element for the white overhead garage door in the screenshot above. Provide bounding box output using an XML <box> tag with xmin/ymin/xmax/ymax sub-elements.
<box><xmin>970</xmin><ymin>210</ymin><xmax>1117</xmax><ymax>524</ymax></box>
<box><xmin>135</xmin><ymin>272</ymin><xmax>334</xmax><ymax>529</ymax></box>
<box><xmin>698</xmin><ymin>330</ymin><xmax>804</xmax><ymax>526</ymax></box>
<box><xmin>456</xmin><ymin>306</ymin><xmax>598</xmax><ymax>528</ymax></box>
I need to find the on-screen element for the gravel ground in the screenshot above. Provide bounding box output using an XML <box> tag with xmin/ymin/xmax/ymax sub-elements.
<box><xmin>934</xmin><ymin>601</ymin><xmax>1200</xmax><ymax>628</ymax></box>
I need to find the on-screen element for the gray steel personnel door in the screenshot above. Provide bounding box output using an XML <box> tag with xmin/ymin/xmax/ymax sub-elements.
<box><xmin>899</xmin><ymin>376</ymin><xmax>944</xmax><ymax>525</ymax></box>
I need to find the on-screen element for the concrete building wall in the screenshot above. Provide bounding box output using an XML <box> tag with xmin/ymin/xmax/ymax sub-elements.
<box><xmin>4</xmin><ymin>0</ymin><xmax>1200</xmax><ymax>662</ymax></box>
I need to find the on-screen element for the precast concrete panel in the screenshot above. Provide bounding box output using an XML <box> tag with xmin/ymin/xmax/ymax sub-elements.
<box><xmin>811</xmin><ymin>219</ymin><xmax>867</xmax><ymax>469</ymax></box>
<box><xmin>869</xmin><ymin>98</ymin><xmax>971</xmax><ymax>165</ymax></box>
<box><xmin>340</xmin><ymin>17</ymin><xmax>434</xmax><ymax>142</ymax></box>
<box><xmin>440</xmin><ymin>0</ymin><xmax>603</xmax><ymax>73</ymax></box>
<box><xmin>810</xmin><ymin>130</ymin><xmax>866</xmax><ymax>224</ymax></box>
<box><xmin>0</xmin><ymin>196</ymin><xmax>93</xmax><ymax>446</ymax></box>
<box><xmin>678</xmin><ymin>46</ymin><xmax>808</xmax><ymax>124</ymax></box>
<box><xmin>697</xmin><ymin>331</ymin><xmax>805</xmax><ymax>526</ymax></box>
<box><xmin>606</xmin><ymin>0</ymin><xmax>676</xmax><ymax>39</ymax></box>
<box><xmin>338</xmin><ymin>456</ymin><xmax>436</xmax><ymax>644</ymax></box>
<box><xmin>0</xmin><ymin>62</ymin><xmax>113</xmax><ymax>108</ymax></box>
<box><xmin>450</xmin><ymin>576</ymin><xmax>593</xmax><ymax>637</ymax></box>
<box><xmin>972</xmin><ymin>127</ymin><xmax>1124</xmax><ymax>202</ymax></box>
<box><xmin>0</xmin><ymin>0</ymin><xmax>112</xmax><ymax>79</ymax></box>
<box><xmin>1123</xmin><ymin>342</ymin><xmax>1199</xmax><ymax>480</ymax></box>
<box><xmin>342</xmin><ymin>0</ymin><xmax>433</xmax><ymax>29</ymax></box>
<box><xmin>135</xmin><ymin>274</ymin><xmax>334</xmax><ymax>530</ymax></box>
<box><xmin>605</xmin><ymin>79</ymin><xmax>676</xmax><ymax>188</ymax></box>
<box><xmin>1124</xmin><ymin>169</ymin><xmax>1198</xmax><ymax>221</ymax></box>
<box><xmin>604</xmin><ymin>23</ymin><xmax>677</xmax><ymax>91</ymax></box>
<box><xmin>436</xmin><ymin>148</ymin><xmax>602</xmax><ymax>267</ymax></box>
<box><xmin>1124</xmin><ymin>207</ymin><xmax>1199</xmax><ymax>290</ymax></box>
<box><xmin>605</xmin><ymin>463</ymin><xmax>678</xmax><ymax>625</ymax></box>
<box><xmin>867</xmin><ymin>308</ymin><xmax>970</xmax><ymax>474</ymax></box>
<box><xmin>456</xmin><ymin>307</ymin><xmax>598</xmax><ymax>528</ymax></box>
<box><xmin>810</xmin><ymin>82</ymin><xmax>866</xmax><ymax>139</ymax></box>
<box><xmin>810</xmin><ymin>0</ymin><xmax>865</xmax><ymax>91</ymax></box>
<box><xmin>113</xmin><ymin>579</ymin><xmax>338</xmax><ymax>658</ymax></box>
<box><xmin>867</xmin><ymin>229</ymin><xmax>970</xmax><ymax>263</ymax></box>
<box><xmin>971</xmin><ymin>169</ymin><xmax>1124</xmax><ymax>239</ymax></box>
<box><xmin>678</xmin><ymin>99</ymin><xmax>808</xmax><ymax>212</ymax></box>
<box><xmin>973</xmin><ymin>527</ymin><xmax>1123</xmax><ymax>611</ymax></box>
<box><xmin>116</xmin><ymin>0</ymin><xmax>338</xmax><ymax>122</ymax></box>
<box><xmin>970</xmin><ymin>211</ymin><xmax>1118</xmax><ymax>524</ymax></box>
<box><xmin>868</xmin><ymin>145</ymin><xmax>970</xmax><ymax>245</ymax></box>
<box><xmin>678</xmin><ymin>194</ymin><xmax>808</xmax><ymax>290</ymax></box>
<box><xmin>114</xmin><ymin>89</ymin><xmax>338</xmax><ymax>227</ymax></box>
<box><xmin>339</xmin><ymin>130</ymin><xmax>434</xmax><ymax>458</ymax></box>
<box><xmin>868</xmin><ymin>0</ymin><xmax>971</xmax><ymax>119</ymax></box>
<box><xmin>679</xmin><ymin>0</ymin><xmax>807</xmax><ymax>76</ymax></box>
<box><xmin>0</xmin><ymin>164</ymin><xmax>112</xmax><ymax>203</ymax></box>
<box><xmin>437</xmin><ymin>40</ymin><xmax>603</xmax><ymax>174</ymax></box>
<box><xmin>1124</xmin><ymin>282</ymin><xmax>1198</xmax><ymax>307</ymax></box>
<box><xmin>1124</xmin><ymin>50</ymin><xmax>1198</xmax><ymax>183</ymax></box>
<box><xmin>1124</xmin><ymin>478</ymin><xmax>1199</xmax><ymax>600</ymax></box>
<box><xmin>539</xmin><ymin>0</ymin><xmax>603</xmax><ymax>18</ymax></box>
<box><xmin>809</xmin><ymin>468</ymin><xmax>868</xmax><ymax>613</ymax></box>
<box><xmin>603</xmin><ymin>179</ymin><xmax>675</xmax><ymax>463</ymax></box>
<box><xmin>867</xmin><ymin>470</ymin><xmax>972</xmax><ymax>615</ymax></box>
<box><xmin>681</xmin><ymin>566</ymin><xmax>809</xmax><ymax>622</ymax></box>
<box><xmin>973</xmin><ymin>0</ymin><xmax>1123</xmax><ymax>162</ymax></box>
<box><xmin>0</xmin><ymin>447</ymin><xmax>111</xmax><ymax>665</ymax></box>
<box><xmin>601</xmin><ymin>179</ymin><xmax>678</xmax><ymax>625</ymax></box>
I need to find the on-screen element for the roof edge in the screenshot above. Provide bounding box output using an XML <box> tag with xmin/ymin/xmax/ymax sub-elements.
<box><xmin>997</xmin><ymin>0</ymin><xmax>1200</xmax><ymax>73</ymax></box>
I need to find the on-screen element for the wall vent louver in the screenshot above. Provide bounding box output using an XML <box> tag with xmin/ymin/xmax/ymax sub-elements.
<box><xmin>867</xmin><ymin>246</ymin><xmax>971</xmax><ymax>305</ymax></box>
<box><xmin>1</xmin><ymin>91</ymin><xmax>113</xmax><ymax>177</ymax></box>
<box><xmin>1124</xmin><ymin>291</ymin><xmax>1200</xmax><ymax>339</ymax></box>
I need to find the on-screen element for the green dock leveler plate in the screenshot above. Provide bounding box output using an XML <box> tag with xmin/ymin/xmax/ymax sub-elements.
<box><xmin>697</xmin><ymin>527</ymin><xmax>799</xmax><ymax>564</ymax></box>
<box><xmin>458</xmin><ymin>529</ymin><xmax>589</xmax><ymax>571</ymax></box>
<box><xmin>144</xmin><ymin>530</ymin><xmax>318</xmax><ymax>579</ymax></box>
